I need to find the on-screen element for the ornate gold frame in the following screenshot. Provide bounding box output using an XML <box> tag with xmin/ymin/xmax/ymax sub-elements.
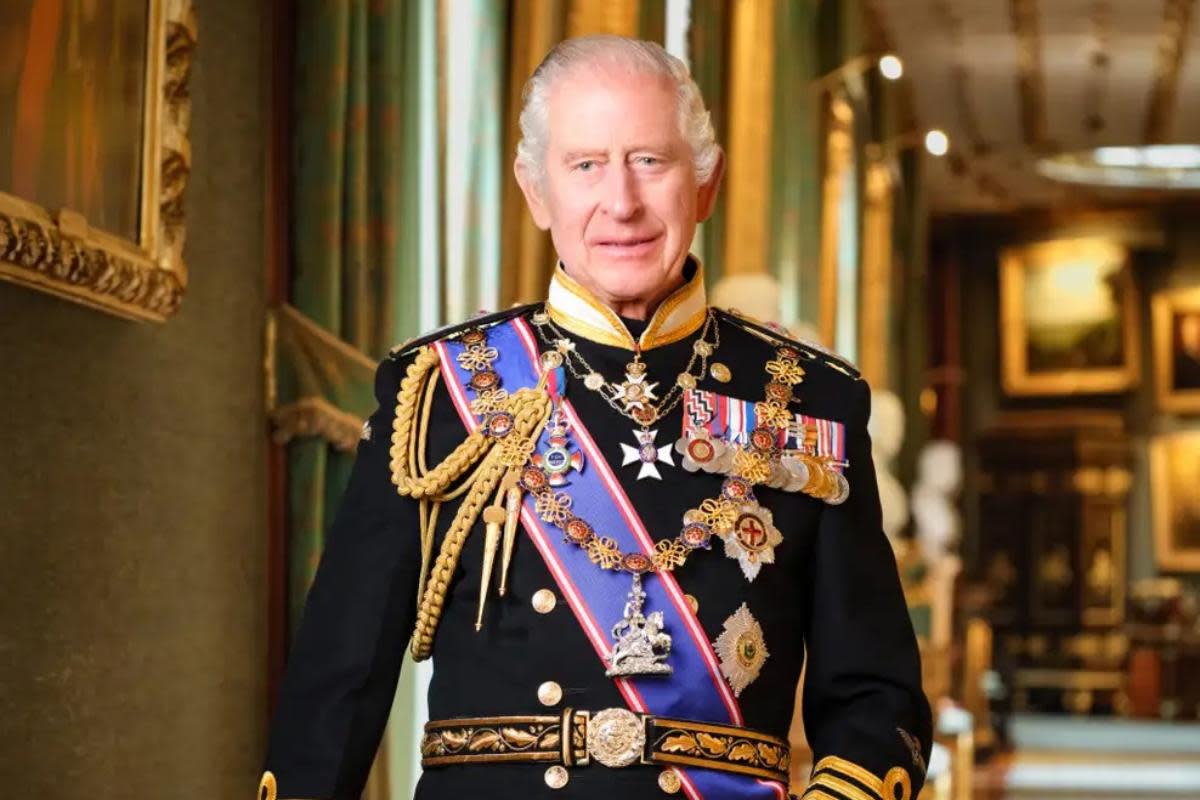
<box><xmin>1150</xmin><ymin>430</ymin><xmax>1200</xmax><ymax>572</ymax></box>
<box><xmin>1152</xmin><ymin>286</ymin><xmax>1200</xmax><ymax>413</ymax></box>
<box><xmin>0</xmin><ymin>0</ymin><xmax>196</xmax><ymax>322</ymax></box>
<box><xmin>1000</xmin><ymin>238</ymin><xmax>1140</xmax><ymax>396</ymax></box>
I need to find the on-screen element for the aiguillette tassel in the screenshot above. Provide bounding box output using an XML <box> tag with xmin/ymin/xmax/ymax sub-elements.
<box><xmin>498</xmin><ymin>485</ymin><xmax>523</xmax><ymax>597</ymax></box>
<box><xmin>476</xmin><ymin>505</ymin><xmax>506</xmax><ymax>631</ymax></box>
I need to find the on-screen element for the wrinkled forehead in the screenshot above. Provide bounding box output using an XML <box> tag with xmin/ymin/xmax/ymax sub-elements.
<box><xmin>544</xmin><ymin>62</ymin><xmax>681</xmax><ymax>150</ymax></box>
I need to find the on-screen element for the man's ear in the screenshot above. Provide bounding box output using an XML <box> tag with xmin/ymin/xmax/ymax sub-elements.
<box><xmin>514</xmin><ymin>160</ymin><xmax>552</xmax><ymax>230</ymax></box>
<box><xmin>696</xmin><ymin>148</ymin><xmax>726</xmax><ymax>223</ymax></box>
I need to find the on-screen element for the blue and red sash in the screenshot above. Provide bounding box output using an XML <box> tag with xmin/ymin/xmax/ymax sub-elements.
<box><xmin>432</xmin><ymin>318</ymin><xmax>788</xmax><ymax>800</ymax></box>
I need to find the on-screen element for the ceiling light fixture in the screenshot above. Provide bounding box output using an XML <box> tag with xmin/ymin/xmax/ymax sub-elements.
<box><xmin>924</xmin><ymin>129</ymin><xmax>950</xmax><ymax>157</ymax></box>
<box><xmin>1037</xmin><ymin>145</ymin><xmax>1200</xmax><ymax>189</ymax></box>
<box><xmin>879</xmin><ymin>54</ymin><xmax>904</xmax><ymax>80</ymax></box>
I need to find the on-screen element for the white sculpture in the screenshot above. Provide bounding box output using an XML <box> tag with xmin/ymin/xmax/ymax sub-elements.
<box><xmin>868</xmin><ymin>389</ymin><xmax>909</xmax><ymax>542</ymax></box>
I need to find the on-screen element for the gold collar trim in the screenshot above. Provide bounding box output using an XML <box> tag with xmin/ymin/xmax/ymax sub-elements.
<box><xmin>544</xmin><ymin>259</ymin><xmax>708</xmax><ymax>351</ymax></box>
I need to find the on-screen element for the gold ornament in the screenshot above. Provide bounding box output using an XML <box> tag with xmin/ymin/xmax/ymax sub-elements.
<box><xmin>710</xmin><ymin>362</ymin><xmax>732</xmax><ymax>382</ymax></box>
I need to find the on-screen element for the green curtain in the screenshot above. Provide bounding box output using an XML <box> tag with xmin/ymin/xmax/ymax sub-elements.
<box><xmin>769</xmin><ymin>0</ymin><xmax>821</xmax><ymax>329</ymax></box>
<box><xmin>289</xmin><ymin>0</ymin><xmax>399</xmax><ymax>632</ymax></box>
<box><xmin>283</xmin><ymin>1</ymin><xmax>506</xmax><ymax>797</ymax></box>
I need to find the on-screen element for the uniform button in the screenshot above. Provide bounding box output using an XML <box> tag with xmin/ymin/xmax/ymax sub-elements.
<box><xmin>684</xmin><ymin>594</ymin><xmax>699</xmax><ymax>614</ymax></box>
<box><xmin>532</xmin><ymin>588</ymin><xmax>557</xmax><ymax>614</ymax></box>
<box><xmin>658</xmin><ymin>768</ymin><xmax>682</xmax><ymax>794</ymax></box>
<box><xmin>545</xmin><ymin>765</ymin><xmax>569</xmax><ymax>789</ymax></box>
<box><xmin>538</xmin><ymin>680</ymin><xmax>563</xmax><ymax>706</ymax></box>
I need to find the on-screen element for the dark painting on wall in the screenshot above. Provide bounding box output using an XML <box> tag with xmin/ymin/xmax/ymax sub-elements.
<box><xmin>1153</xmin><ymin>287</ymin><xmax>1200</xmax><ymax>413</ymax></box>
<box><xmin>1151</xmin><ymin>431</ymin><xmax>1200</xmax><ymax>572</ymax></box>
<box><xmin>0</xmin><ymin>0</ymin><xmax>149</xmax><ymax>242</ymax></box>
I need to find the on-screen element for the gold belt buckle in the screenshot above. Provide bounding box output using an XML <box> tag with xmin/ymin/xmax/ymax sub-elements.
<box><xmin>585</xmin><ymin>708</ymin><xmax>651</xmax><ymax>768</ymax></box>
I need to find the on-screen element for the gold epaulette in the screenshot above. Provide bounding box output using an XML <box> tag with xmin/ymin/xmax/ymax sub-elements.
<box><xmin>712</xmin><ymin>307</ymin><xmax>861</xmax><ymax>380</ymax></box>
<box><xmin>387</xmin><ymin>302</ymin><xmax>542</xmax><ymax>359</ymax></box>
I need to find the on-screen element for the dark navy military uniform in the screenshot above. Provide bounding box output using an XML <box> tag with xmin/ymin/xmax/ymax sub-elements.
<box><xmin>262</xmin><ymin>268</ymin><xmax>931</xmax><ymax>800</ymax></box>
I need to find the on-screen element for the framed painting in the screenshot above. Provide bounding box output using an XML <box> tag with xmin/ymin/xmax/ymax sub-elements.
<box><xmin>1000</xmin><ymin>237</ymin><xmax>1140</xmax><ymax>396</ymax></box>
<box><xmin>1152</xmin><ymin>286</ymin><xmax>1200</xmax><ymax>413</ymax></box>
<box><xmin>0</xmin><ymin>0</ymin><xmax>195</xmax><ymax>321</ymax></box>
<box><xmin>1150</xmin><ymin>430</ymin><xmax>1200</xmax><ymax>572</ymax></box>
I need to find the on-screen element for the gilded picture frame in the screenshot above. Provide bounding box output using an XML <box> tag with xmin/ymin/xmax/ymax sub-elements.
<box><xmin>1152</xmin><ymin>286</ymin><xmax>1200</xmax><ymax>413</ymax></box>
<box><xmin>0</xmin><ymin>0</ymin><xmax>196</xmax><ymax>322</ymax></box>
<box><xmin>1000</xmin><ymin>237</ymin><xmax>1140</xmax><ymax>396</ymax></box>
<box><xmin>1150</xmin><ymin>430</ymin><xmax>1200</xmax><ymax>572</ymax></box>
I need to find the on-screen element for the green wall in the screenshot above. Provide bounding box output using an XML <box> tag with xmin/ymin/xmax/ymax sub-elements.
<box><xmin>0</xmin><ymin>0</ymin><xmax>269</xmax><ymax>796</ymax></box>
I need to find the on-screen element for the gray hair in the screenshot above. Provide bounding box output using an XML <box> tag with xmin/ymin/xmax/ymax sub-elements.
<box><xmin>515</xmin><ymin>35</ymin><xmax>720</xmax><ymax>185</ymax></box>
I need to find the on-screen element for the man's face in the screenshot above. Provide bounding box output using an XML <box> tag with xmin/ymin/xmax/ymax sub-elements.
<box><xmin>516</xmin><ymin>65</ymin><xmax>723</xmax><ymax>313</ymax></box>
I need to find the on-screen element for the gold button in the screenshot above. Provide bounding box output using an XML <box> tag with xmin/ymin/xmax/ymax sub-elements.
<box><xmin>658</xmin><ymin>768</ymin><xmax>682</xmax><ymax>794</ymax></box>
<box><xmin>545</xmin><ymin>765</ymin><xmax>569</xmax><ymax>789</ymax></box>
<box><xmin>258</xmin><ymin>771</ymin><xmax>277</xmax><ymax>800</ymax></box>
<box><xmin>532</xmin><ymin>588</ymin><xmax>557</xmax><ymax>614</ymax></box>
<box><xmin>710</xmin><ymin>362</ymin><xmax>732</xmax><ymax>382</ymax></box>
<box><xmin>538</xmin><ymin>680</ymin><xmax>563</xmax><ymax>706</ymax></box>
<box><xmin>684</xmin><ymin>594</ymin><xmax>699</xmax><ymax>615</ymax></box>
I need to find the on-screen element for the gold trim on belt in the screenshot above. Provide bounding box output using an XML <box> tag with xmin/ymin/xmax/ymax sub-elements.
<box><xmin>420</xmin><ymin>708</ymin><xmax>790</xmax><ymax>782</ymax></box>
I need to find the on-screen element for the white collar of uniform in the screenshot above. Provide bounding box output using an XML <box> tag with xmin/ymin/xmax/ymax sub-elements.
<box><xmin>544</xmin><ymin>257</ymin><xmax>707</xmax><ymax>351</ymax></box>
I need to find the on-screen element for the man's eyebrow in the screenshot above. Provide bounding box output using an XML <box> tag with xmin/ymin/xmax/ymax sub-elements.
<box><xmin>561</xmin><ymin>150</ymin><xmax>607</xmax><ymax>162</ymax></box>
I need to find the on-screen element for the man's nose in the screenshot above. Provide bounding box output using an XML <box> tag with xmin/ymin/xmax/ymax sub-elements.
<box><xmin>601</xmin><ymin>164</ymin><xmax>641</xmax><ymax>220</ymax></box>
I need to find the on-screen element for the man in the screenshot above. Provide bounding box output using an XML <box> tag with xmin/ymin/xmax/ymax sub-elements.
<box><xmin>262</xmin><ymin>35</ymin><xmax>930</xmax><ymax>800</ymax></box>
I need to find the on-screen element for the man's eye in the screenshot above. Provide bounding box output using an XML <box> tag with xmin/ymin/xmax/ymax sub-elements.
<box><xmin>576</xmin><ymin>160</ymin><xmax>595</xmax><ymax>172</ymax></box>
<box><xmin>637</xmin><ymin>156</ymin><xmax>659</xmax><ymax>165</ymax></box>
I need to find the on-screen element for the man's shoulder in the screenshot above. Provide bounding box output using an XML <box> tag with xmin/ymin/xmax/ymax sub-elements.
<box><xmin>386</xmin><ymin>303</ymin><xmax>542</xmax><ymax>362</ymax></box>
<box><xmin>711</xmin><ymin>306</ymin><xmax>861</xmax><ymax>383</ymax></box>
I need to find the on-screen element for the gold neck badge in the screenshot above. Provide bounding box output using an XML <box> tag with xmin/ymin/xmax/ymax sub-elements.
<box><xmin>544</xmin><ymin>258</ymin><xmax>708</xmax><ymax>351</ymax></box>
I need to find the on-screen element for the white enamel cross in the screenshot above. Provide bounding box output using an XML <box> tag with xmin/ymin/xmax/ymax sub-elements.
<box><xmin>620</xmin><ymin>429</ymin><xmax>674</xmax><ymax>480</ymax></box>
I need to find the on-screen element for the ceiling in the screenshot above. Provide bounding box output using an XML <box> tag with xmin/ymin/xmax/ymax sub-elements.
<box><xmin>871</xmin><ymin>0</ymin><xmax>1200</xmax><ymax>213</ymax></box>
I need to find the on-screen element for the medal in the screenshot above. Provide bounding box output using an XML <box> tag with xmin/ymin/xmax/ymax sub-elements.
<box><xmin>720</xmin><ymin>501</ymin><xmax>783</xmax><ymax>581</ymax></box>
<box><xmin>714</xmin><ymin>603</ymin><xmax>768</xmax><ymax>696</ymax></box>
<box><xmin>620</xmin><ymin>429</ymin><xmax>674</xmax><ymax>480</ymax></box>
<box><xmin>606</xmin><ymin>572</ymin><xmax>673</xmax><ymax>677</ymax></box>
<box><xmin>612</xmin><ymin>358</ymin><xmax>660</xmax><ymax>413</ymax></box>
<box><xmin>530</xmin><ymin>411</ymin><xmax>584</xmax><ymax>486</ymax></box>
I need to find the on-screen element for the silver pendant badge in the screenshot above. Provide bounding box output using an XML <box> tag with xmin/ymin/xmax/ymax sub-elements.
<box><xmin>606</xmin><ymin>572</ymin><xmax>673</xmax><ymax>677</ymax></box>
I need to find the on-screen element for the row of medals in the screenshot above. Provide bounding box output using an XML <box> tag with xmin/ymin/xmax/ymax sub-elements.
<box><xmin>453</xmin><ymin>313</ymin><xmax>843</xmax><ymax>696</ymax></box>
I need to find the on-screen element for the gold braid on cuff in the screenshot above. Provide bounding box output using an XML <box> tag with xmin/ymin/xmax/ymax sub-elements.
<box><xmin>801</xmin><ymin>756</ymin><xmax>912</xmax><ymax>800</ymax></box>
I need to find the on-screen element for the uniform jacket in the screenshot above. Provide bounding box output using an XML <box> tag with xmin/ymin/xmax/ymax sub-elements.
<box><xmin>263</xmin><ymin>263</ymin><xmax>932</xmax><ymax>800</ymax></box>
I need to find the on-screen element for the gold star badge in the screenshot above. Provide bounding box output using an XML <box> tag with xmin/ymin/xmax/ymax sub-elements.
<box><xmin>714</xmin><ymin>603</ymin><xmax>769</xmax><ymax>696</ymax></box>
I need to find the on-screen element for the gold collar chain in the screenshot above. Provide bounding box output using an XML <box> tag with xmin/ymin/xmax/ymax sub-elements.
<box><xmin>530</xmin><ymin>308</ymin><xmax>720</xmax><ymax>431</ymax></box>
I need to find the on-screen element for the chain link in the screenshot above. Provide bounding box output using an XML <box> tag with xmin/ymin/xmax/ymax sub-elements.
<box><xmin>534</xmin><ymin>310</ymin><xmax>720</xmax><ymax>429</ymax></box>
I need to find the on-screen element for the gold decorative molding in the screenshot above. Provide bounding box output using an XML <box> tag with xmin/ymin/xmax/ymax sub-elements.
<box><xmin>723</xmin><ymin>0</ymin><xmax>774</xmax><ymax>276</ymax></box>
<box><xmin>1150</xmin><ymin>430</ymin><xmax>1200</xmax><ymax>572</ymax></box>
<box><xmin>1152</xmin><ymin>285</ymin><xmax>1200</xmax><ymax>413</ymax></box>
<box><xmin>859</xmin><ymin>160</ymin><xmax>894</xmax><ymax>390</ymax></box>
<box><xmin>270</xmin><ymin>397</ymin><xmax>365</xmax><ymax>453</ymax></box>
<box><xmin>265</xmin><ymin>304</ymin><xmax>377</xmax><ymax>451</ymax></box>
<box><xmin>0</xmin><ymin>0</ymin><xmax>196</xmax><ymax>321</ymax></box>
<box><xmin>1009</xmin><ymin>0</ymin><xmax>1048</xmax><ymax>148</ymax></box>
<box><xmin>818</xmin><ymin>95</ymin><xmax>854</xmax><ymax>347</ymax></box>
<box><xmin>501</xmin><ymin>0</ymin><xmax>565</xmax><ymax>307</ymax></box>
<box><xmin>1143</xmin><ymin>0</ymin><xmax>1194</xmax><ymax>144</ymax></box>
<box><xmin>567</xmin><ymin>0</ymin><xmax>639</xmax><ymax>37</ymax></box>
<box><xmin>999</xmin><ymin>238</ymin><xmax>1140</xmax><ymax>396</ymax></box>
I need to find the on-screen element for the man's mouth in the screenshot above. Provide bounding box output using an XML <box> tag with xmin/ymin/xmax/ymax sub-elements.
<box><xmin>593</xmin><ymin>234</ymin><xmax>661</xmax><ymax>254</ymax></box>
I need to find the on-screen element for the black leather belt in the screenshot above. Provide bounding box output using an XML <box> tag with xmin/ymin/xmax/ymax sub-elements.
<box><xmin>421</xmin><ymin>707</ymin><xmax>790</xmax><ymax>782</ymax></box>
